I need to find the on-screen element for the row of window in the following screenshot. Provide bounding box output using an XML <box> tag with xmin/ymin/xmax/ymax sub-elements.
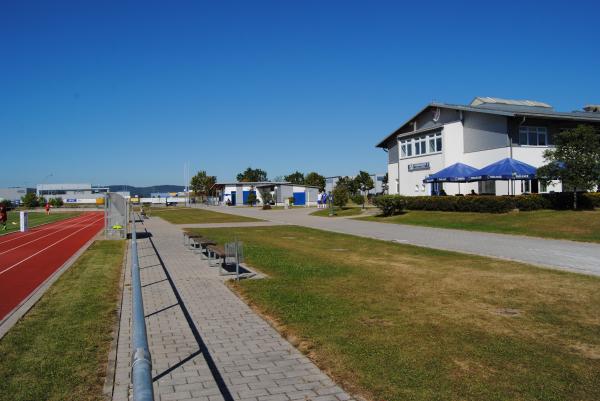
<box><xmin>400</xmin><ymin>132</ymin><xmax>442</xmax><ymax>158</ymax></box>
<box><xmin>519</xmin><ymin>126</ymin><xmax>548</xmax><ymax>146</ymax></box>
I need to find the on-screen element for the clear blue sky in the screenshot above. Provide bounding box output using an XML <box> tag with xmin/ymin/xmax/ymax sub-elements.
<box><xmin>2</xmin><ymin>0</ymin><xmax>599</xmax><ymax>187</ymax></box>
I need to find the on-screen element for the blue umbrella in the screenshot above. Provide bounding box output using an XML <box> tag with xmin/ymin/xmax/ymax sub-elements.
<box><xmin>468</xmin><ymin>158</ymin><xmax>537</xmax><ymax>181</ymax></box>
<box><xmin>423</xmin><ymin>163</ymin><xmax>479</xmax><ymax>183</ymax></box>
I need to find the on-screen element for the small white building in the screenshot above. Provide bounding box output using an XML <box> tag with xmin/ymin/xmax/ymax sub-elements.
<box><xmin>376</xmin><ymin>97</ymin><xmax>600</xmax><ymax>196</ymax></box>
<box><xmin>216</xmin><ymin>182</ymin><xmax>319</xmax><ymax>206</ymax></box>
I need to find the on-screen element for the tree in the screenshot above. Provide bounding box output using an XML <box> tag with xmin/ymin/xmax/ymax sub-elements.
<box><xmin>246</xmin><ymin>188</ymin><xmax>258</xmax><ymax>206</ymax></box>
<box><xmin>258</xmin><ymin>187</ymin><xmax>273</xmax><ymax>209</ymax></box>
<box><xmin>332</xmin><ymin>185</ymin><xmax>349</xmax><ymax>208</ymax></box>
<box><xmin>355</xmin><ymin>171</ymin><xmax>374</xmax><ymax>208</ymax></box>
<box><xmin>284</xmin><ymin>171</ymin><xmax>304</xmax><ymax>184</ymax></box>
<box><xmin>537</xmin><ymin>125</ymin><xmax>600</xmax><ymax>209</ymax></box>
<box><xmin>49</xmin><ymin>197</ymin><xmax>64</xmax><ymax>208</ymax></box>
<box><xmin>190</xmin><ymin>171</ymin><xmax>217</xmax><ymax>200</ymax></box>
<box><xmin>237</xmin><ymin>167</ymin><xmax>268</xmax><ymax>182</ymax></box>
<box><xmin>382</xmin><ymin>173</ymin><xmax>389</xmax><ymax>194</ymax></box>
<box><xmin>21</xmin><ymin>192</ymin><xmax>39</xmax><ymax>208</ymax></box>
<box><xmin>304</xmin><ymin>172</ymin><xmax>326</xmax><ymax>192</ymax></box>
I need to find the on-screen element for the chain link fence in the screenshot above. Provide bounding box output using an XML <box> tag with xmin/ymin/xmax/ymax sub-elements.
<box><xmin>105</xmin><ymin>192</ymin><xmax>129</xmax><ymax>239</ymax></box>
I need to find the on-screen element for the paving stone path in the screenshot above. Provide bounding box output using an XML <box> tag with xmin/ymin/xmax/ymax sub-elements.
<box><xmin>112</xmin><ymin>217</ymin><xmax>352</xmax><ymax>401</ymax></box>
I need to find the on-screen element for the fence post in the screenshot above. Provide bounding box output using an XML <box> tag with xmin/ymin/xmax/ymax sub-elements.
<box><xmin>130</xmin><ymin>215</ymin><xmax>155</xmax><ymax>401</ymax></box>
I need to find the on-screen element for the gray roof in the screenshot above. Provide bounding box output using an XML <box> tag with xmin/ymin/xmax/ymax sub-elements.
<box><xmin>376</xmin><ymin>100</ymin><xmax>600</xmax><ymax>148</ymax></box>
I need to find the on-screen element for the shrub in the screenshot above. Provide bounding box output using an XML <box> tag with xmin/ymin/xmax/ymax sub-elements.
<box><xmin>351</xmin><ymin>194</ymin><xmax>364</xmax><ymax>205</ymax></box>
<box><xmin>49</xmin><ymin>197</ymin><xmax>64</xmax><ymax>208</ymax></box>
<box><xmin>332</xmin><ymin>186</ymin><xmax>349</xmax><ymax>208</ymax></box>
<box><xmin>513</xmin><ymin>194</ymin><xmax>551</xmax><ymax>211</ymax></box>
<box><xmin>21</xmin><ymin>192</ymin><xmax>39</xmax><ymax>208</ymax></box>
<box><xmin>287</xmin><ymin>196</ymin><xmax>295</xmax><ymax>205</ymax></box>
<box><xmin>583</xmin><ymin>192</ymin><xmax>600</xmax><ymax>208</ymax></box>
<box><xmin>541</xmin><ymin>192</ymin><xmax>594</xmax><ymax>210</ymax></box>
<box><xmin>373</xmin><ymin>195</ymin><xmax>406</xmax><ymax>216</ymax></box>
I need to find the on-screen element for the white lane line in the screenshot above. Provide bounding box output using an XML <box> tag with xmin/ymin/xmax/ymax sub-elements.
<box><xmin>0</xmin><ymin>213</ymin><xmax>99</xmax><ymax>245</ymax></box>
<box><xmin>0</xmin><ymin>213</ymin><xmax>100</xmax><ymax>256</ymax></box>
<box><xmin>0</xmin><ymin>215</ymin><xmax>104</xmax><ymax>277</ymax></box>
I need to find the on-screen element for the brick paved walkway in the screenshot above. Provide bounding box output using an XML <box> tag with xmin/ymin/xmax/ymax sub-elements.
<box><xmin>112</xmin><ymin>217</ymin><xmax>352</xmax><ymax>401</ymax></box>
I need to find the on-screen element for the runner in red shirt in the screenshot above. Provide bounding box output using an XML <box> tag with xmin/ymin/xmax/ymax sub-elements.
<box><xmin>0</xmin><ymin>203</ymin><xmax>7</xmax><ymax>230</ymax></box>
<box><xmin>45</xmin><ymin>201</ymin><xmax>51</xmax><ymax>215</ymax></box>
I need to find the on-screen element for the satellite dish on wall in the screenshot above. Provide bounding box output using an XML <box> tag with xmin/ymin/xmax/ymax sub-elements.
<box><xmin>433</xmin><ymin>107</ymin><xmax>441</xmax><ymax>122</ymax></box>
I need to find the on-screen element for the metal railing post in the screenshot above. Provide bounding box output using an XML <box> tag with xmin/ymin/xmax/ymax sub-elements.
<box><xmin>130</xmin><ymin>215</ymin><xmax>155</xmax><ymax>401</ymax></box>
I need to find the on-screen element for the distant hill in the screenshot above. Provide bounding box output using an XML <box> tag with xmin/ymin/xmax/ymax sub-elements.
<box><xmin>108</xmin><ymin>185</ymin><xmax>185</xmax><ymax>197</ymax></box>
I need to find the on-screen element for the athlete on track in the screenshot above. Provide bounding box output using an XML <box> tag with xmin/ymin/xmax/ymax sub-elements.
<box><xmin>0</xmin><ymin>203</ymin><xmax>7</xmax><ymax>230</ymax></box>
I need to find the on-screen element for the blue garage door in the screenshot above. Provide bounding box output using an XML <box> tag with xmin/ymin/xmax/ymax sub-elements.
<box><xmin>293</xmin><ymin>192</ymin><xmax>305</xmax><ymax>206</ymax></box>
<box><xmin>242</xmin><ymin>190</ymin><xmax>256</xmax><ymax>205</ymax></box>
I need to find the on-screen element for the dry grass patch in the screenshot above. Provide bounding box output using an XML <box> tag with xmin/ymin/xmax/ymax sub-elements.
<box><xmin>358</xmin><ymin>209</ymin><xmax>600</xmax><ymax>243</ymax></box>
<box><xmin>193</xmin><ymin>225</ymin><xmax>600</xmax><ymax>401</ymax></box>
<box><xmin>151</xmin><ymin>207</ymin><xmax>262</xmax><ymax>224</ymax></box>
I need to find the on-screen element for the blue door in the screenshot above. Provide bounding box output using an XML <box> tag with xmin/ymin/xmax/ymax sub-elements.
<box><xmin>231</xmin><ymin>191</ymin><xmax>236</xmax><ymax>206</ymax></box>
<box><xmin>293</xmin><ymin>192</ymin><xmax>305</xmax><ymax>206</ymax></box>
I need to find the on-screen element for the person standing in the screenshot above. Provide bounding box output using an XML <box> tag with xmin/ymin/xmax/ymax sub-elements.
<box><xmin>0</xmin><ymin>203</ymin><xmax>7</xmax><ymax>230</ymax></box>
<box><xmin>45</xmin><ymin>201</ymin><xmax>51</xmax><ymax>215</ymax></box>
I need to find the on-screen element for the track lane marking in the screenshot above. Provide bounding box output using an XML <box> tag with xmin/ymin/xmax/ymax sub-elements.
<box><xmin>0</xmin><ymin>213</ymin><xmax>100</xmax><ymax>256</ymax></box>
<box><xmin>0</xmin><ymin>215</ymin><xmax>104</xmax><ymax>277</ymax></box>
<box><xmin>0</xmin><ymin>213</ymin><xmax>100</xmax><ymax>245</ymax></box>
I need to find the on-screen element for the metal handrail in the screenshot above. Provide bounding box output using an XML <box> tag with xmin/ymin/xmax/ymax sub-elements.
<box><xmin>130</xmin><ymin>215</ymin><xmax>155</xmax><ymax>401</ymax></box>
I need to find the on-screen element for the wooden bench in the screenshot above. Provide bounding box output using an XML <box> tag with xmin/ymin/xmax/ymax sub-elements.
<box><xmin>206</xmin><ymin>244</ymin><xmax>226</xmax><ymax>267</ymax></box>
<box><xmin>184</xmin><ymin>232</ymin><xmax>204</xmax><ymax>247</ymax></box>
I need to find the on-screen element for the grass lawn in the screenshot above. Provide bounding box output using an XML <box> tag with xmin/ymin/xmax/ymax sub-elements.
<box><xmin>1</xmin><ymin>211</ymin><xmax>82</xmax><ymax>236</ymax></box>
<box><xmin>190</xmin><ymin>225</ymin><xmax>600</xmax><ymax>401</ymax></box>
<box><xmin>357</xmin><ymin>209</ymin><xmax>600</xmax><ymax>243</ymax></box>
<box><xmin>151</xmin><ymin>207</ymin><xmax>262</xmax><ymax>224</ymax></box>
<box><xmin>310</xmin><ymin>207</ymin><xmax>364</xmax><ymax>217</ymax></box>
<box><xmin>0</xmin><ymin>240</ymin><xmax>125</xmax><ymax>401</ymax></box>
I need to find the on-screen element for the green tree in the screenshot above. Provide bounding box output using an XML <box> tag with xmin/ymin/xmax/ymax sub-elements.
<box><xmin>304</xmin><ymin>172</ymin><xmax>326</xmax><ymax>191</ymax></box>
<box><xmin>258</xmin><ymin>187</ymin><xmax>273</xmax><ymax>209</ymax></box>
<box><xmin>382</xmin><ymin>173</ymin><xmax>389</xmax><ymax>193</ymax></box>
<box><xmin>355</xmin><ymin>171</ymin><xmax>375</xmax><ymax>208</ymax></box>
<box><xmin>21</xmin><ymin>192</ymin><xmax>39</xmax><ymax>208</ymax></box>
<box><xmin>237</xmin><ymin>167</ymin><xmax>268</xmax><ymax>182</ymax></box>
<box><xmin>537</xmin><ymin>125</ymin><xmax>600</xmax><ymax>209</ymax></box>
<box><xmin>49</xmin><ymin>197</ymin><xmax>64</xmax><ymax>208</ymax></box>
<box><xmin>190</xmin><ymin>171</ymin><xmax>217</xmax><ymax>200</ymax></box>
<box><xmin>284</xmin><ymin>171</ymin><xmax>304</xmax><ymax>184</ymax></box>
<box><xmin>246</xmin><ymin>188</ymin><xmax>258</xmax><ymax>206</ymax></box>
<box><xmin>332</xmin><ymin>185</ymin><xmax>349</xmax><ymax>208</ymax></box>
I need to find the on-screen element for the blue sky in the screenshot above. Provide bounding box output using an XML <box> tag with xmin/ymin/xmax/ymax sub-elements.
<box><xmin>1</xmin><ymin>0</ymin><xmax>599</xmax><ymax>187</ymax></box>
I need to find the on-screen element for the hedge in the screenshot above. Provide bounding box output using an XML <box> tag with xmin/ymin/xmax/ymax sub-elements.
<box><xmin>373</xmin><ymin>192</ymin><xmax>599</xmax><ymax>216</ymax></box>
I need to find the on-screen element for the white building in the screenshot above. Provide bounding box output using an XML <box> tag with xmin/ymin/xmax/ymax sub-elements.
<box><xmin>215</xmin><ymin>182</ymin><xmax>319</xmax><ymax>206</ymax></box>
<box><xmin>376</xmin><ymin>97</ymin><xmax>600</xmax><ymax>196</ymax></box>
<box><xmin>36</xmin><ymin>183</ymin><xmax>110</xmax><ymax>204</ymax></box>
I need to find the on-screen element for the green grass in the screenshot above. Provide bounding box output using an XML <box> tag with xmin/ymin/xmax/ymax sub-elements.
<box><xmin>1</xmin><ymin>211</ymin><xmax>82</xmax><ymax>236</ymax></box>
<box><xmin>191</xmin><ymin>225</ymin><xmax>600</xmax><ymax>401</ymax></box>
<box><xmin>357</xmin><ymin>209</ymin><xmax>600</xmax><ymax>243</ymax></box>
<box><xmin>0</xmin><ymin>240</ymin><xmax>125</xmax><ymax>401</ymax></box>
<box><xmin>310</xmin><ymin>207</ymin><xmax>364</xmax><ymax>217</ymax></box>
<box><xmin>151</xmin><ymin>207</ymin><xmax>262</xmax><ymax>224</ymax></box>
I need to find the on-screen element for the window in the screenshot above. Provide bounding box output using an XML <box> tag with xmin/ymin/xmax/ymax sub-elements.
<box><xmin>540</xmin><ymin>181</ymin><xmax>548</xmax><ymax>193</ymax></box>
<box><xmin>478</xmin><ymin>181</ymin><xmax>496</xmax><ymax>195</ymax></box>
<box><xmin>519</xmin><ymin>126</ymin><xmax>548</xmax><ymax>146</ymax></box>
<box><xmin>400</xmin><ymin>132</ymin><xmax>442</xmax><ymax>159</ymax></box>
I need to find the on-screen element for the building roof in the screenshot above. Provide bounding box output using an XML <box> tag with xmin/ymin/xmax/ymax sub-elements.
<box><xmin>216</xmin><ymin>181</ymin><xmax>320</xmax><ymax>189</ymax></box>
<box><xmin>376</xmin><ymin>98</ymin><xmax>600</xmax><ymax>148</ymax></box>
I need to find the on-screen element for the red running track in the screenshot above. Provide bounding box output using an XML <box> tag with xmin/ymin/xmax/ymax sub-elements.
<box><xmin>0</xmin><ymin>212</ymin><xmax>105</xmax><ymax>321</ymax></box>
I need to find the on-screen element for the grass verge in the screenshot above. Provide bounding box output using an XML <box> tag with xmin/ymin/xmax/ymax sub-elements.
<box><xmin>0</xmin><ymin>240</ymin><xmax>126</xmax><ymax>401</ymax></box>
<box><xmin>357</xmin><ymin>209</ymin><xmax>600</xmax><ymax>243</ymax></box>
<box><xmin>1</xmin><ymin>211</ymin><xmax>82</xmax><ymax>236</ymax></box>
<box><xmin>190</xmin><ymin>225</ymin><xmax>600</xmax><ymax>401</ymax></box>
<box><xmin>310</xmin><ymin>207</ymin><xmax>364</xmax><ymax>217</ymax></box>
<box><xmin>151</xmin><ymin>207</ymin><xmax>262</xmax><ymax>224</ymax></box>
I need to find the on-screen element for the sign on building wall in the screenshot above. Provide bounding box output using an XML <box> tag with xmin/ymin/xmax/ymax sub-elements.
<box><xmin>408</xmin><ymin>162</ymin><xmax>430</xmax><ymax>172</ymax></box>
